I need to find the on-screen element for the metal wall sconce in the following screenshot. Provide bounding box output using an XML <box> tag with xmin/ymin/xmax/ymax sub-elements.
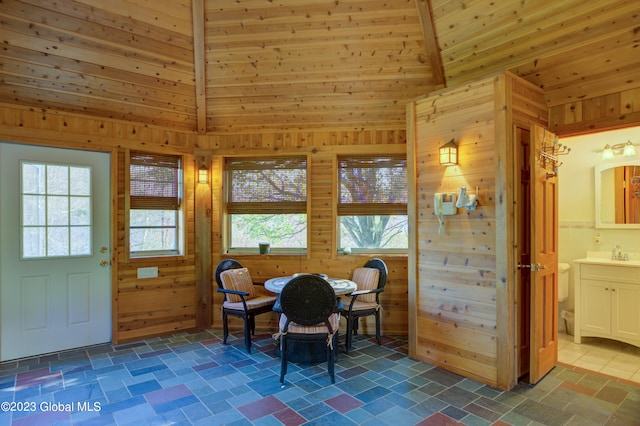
<box><xmin>198</xmin><ymin>165</ymin><xmax>209</xmax><ymax>184</ymax></box>
<box><xmin>439</xmin><ymin>139</ymin><xmax>458</xmax><ymax>166</ymax></box>
<box><xmin>601</xmin><ymin>141</ymin><xmax>637</xmax><ymax>160</ymax></box>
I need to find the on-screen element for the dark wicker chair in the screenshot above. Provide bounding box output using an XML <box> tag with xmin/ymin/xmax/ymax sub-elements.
<box><xmin>342</xmin><ymin>258</ymin><xmax>388</xmax><ymax>353</ymax></box>
<box><xmin>276</xmin><ymin>274</ymin><xmax>340</xmax><ymax>384</ymax></box>
<box><xmin>214</xmin><ymin>259</ymin><xmax>276</xmax><ymax>354</ymax></box>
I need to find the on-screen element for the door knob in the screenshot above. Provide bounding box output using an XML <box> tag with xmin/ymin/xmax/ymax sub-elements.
<box><xmin>100</xmin><ymin>260</ymin><xmax>109</xmax><ymax>267</ymax></box>
<box><xmin>517</xmin><ymin>263</ymin><xmax>547</xmax><ymax>271</ymax></box>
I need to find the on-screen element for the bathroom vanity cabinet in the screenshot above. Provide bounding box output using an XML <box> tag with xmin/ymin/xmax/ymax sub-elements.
<box><xmin>574</xmin><ymin>257</ymin><xmax>640</xmax><ymax>348</ymax></box>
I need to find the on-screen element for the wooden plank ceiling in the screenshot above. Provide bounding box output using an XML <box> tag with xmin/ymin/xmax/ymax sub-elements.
<box><xmin>0</xmin><ymin>0</ymin><xmax>638</xmax><ymax>134</ymax></box>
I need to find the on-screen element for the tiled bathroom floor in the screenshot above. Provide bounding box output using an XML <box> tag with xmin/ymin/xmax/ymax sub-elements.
<box><xmin>558</xmin><ymin>331</ymin><xmax>640</xmax><ymax>384</ymax></box>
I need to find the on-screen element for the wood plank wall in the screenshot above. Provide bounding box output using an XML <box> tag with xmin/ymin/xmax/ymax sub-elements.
<box><xmin>548</xmin><ymin>87</ymin><xmax>640</xmax><ymax>136</ymax></box>
<box><xmin>115</xmin><ymin>151</ymin><xmax>198</xmax><ymax>342</ymax></box>
<box><xmin>0</xmin><ymin>104</ymin><xmax>409</xmax><ymax>345</ymax></box>
<box><xmin>0</xmin><ymin>105</ymin><xmax>199</xmax><ymax>343</ymax></box>
<box><xmin>407</xmin><ymin>72</ymin><xmax>546</xmax><ymax>389</ymax></box>
<box><xmin>3</xmin><ymin>77</ymin><xmax>633</xmax><ymax>352</ymax></box>
<box><xmin>206</xmin><ymin>131</ymin><xmax>409</xmax><ymax>336</ymax></box>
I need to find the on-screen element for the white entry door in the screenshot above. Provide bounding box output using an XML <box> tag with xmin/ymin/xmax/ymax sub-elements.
<box><xmin>0</xmin><ymin>143</ymin><xmax>111</xmax><ymax>361</ymax></box>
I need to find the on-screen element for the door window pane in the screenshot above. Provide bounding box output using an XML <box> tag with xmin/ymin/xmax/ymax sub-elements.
<box><xmin>48</xmin><ymin>227</ymin><xmax>70</xmax><ymax>257</ymax></box>
<box><xmin>21</xmin><ymin>162</ymin><xmax>92</xmax><ymax>258</ymax></box>
<box><xmin>47</xmin><ymin>165</ymin><xmax>69</xmax><ymax>195</ymax></box>
<box><xmin>70</xmin><ymin>167</ymin><xmax>91</xmax><ymax>195</ymax></box>
<box><xmin>23</xmin><ymin>227</ymin><xmax>46</xmax><ymax>258</ymax></box>
<box><xmin>22</xmin><ymin>195</ymin><xmax>46</xmax><ymax>226</ymax></box>
<box><xmin>70</xmin><ymin>197</ymin><xmax>91</xmax><ymax>225</ymax></box>
<box><xmin>47</xmin><ymin>196</ymin><xmax>69</xmax><ymax>226</ymax></box>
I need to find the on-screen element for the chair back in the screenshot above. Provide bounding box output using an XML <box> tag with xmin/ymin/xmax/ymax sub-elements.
<box><xmin>214</xmin><ymin>259</ymin><xmax>244</xmax><ymax>290</ymax></box>
<box><xmin>280</xmin><ymin>275</ymin><xmax>336</xmax><ymax>326</ymax></box>
<box><xmin>352</xmin><ymin>258</ymin><xmax>388</xmax><ymax>304</ymax></box>
<box><xmin>363</xmin><ymin>258</ymin><xmax>388</xmax><ymax>291</ymax></box>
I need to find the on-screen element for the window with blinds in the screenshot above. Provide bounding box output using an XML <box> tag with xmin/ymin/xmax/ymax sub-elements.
<box><xmin>130</xmin><ymin>152</ymin><xmax>180</xmax><ymax>210</ymax></box>
<box><xmin>337</xmin><ymin>155</ymin><xmax>408</xmax><ymax>252</ymax></box>
<box><xmin>226</xmin><ymin>156</ymin><xmax>307</xmax><ymax>252</ymax></box>
<box><xmin>129</xmin><ymin>151</ymin><xmax>182</xmax><ymax>256</ymax></box>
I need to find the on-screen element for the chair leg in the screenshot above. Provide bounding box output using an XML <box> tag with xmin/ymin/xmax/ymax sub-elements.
<box><xmin>222</xmin><ymin>311</ymin><xmax>229</xmax><ymax>344</ymax></box>
<box><xmin>280</xmin><ymin>337</ymin><xmax>288</xmax><ymax>384</ymax></box>
<box><xmin>243</xmin><ymin>316</ymin><xmax>252</xmax><ymax>354</ymax></box>
<box><xmin>353</xmin><ymin>318</ymin><xmax>359</xmax><ymax>335</ymax></box>
<box><xmin>249</xmin><ymin>315</ymin><xmax>256</xmax><ymax>336</ymax></box>
<box><xmin>328</xmin><ymin>334</ymin><xmax>336</xmax><ymax>383</ymax></box>
<box><xmin>375</xmin><ymin>311</ymin><xmax>382</xmax><ymax>345</ymax></box>
<box><xmin>345</xmin><ymin>317</ymin><xmax>353</xmax><ymax>354</ymax></box>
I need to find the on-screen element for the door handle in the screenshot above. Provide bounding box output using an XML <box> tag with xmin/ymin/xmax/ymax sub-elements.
<box><xmin>517</xmin><ymin>263</ymin><xmax>547</xmax><ymax>271</ymax></box>
<box><xmin>100</xmin><ymin>260</ymin><xmax>109</xmax><ymax>267</ymax></box>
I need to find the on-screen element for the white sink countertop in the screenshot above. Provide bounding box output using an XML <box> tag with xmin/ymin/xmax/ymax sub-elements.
<box><xmin>574</xmin><ymin>251</ymin><xmax>640</xmax><ymax>267</ymax></box>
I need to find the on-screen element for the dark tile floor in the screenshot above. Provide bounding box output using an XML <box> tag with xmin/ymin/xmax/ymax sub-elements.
<box><xmin>0</xmin><ymin>329</ymin><xmax>639</xmax><ymax>425</ymax></box>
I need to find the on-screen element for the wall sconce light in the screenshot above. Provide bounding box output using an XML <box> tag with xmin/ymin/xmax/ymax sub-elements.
<box><xmin>439</xmin><ymin>139</ymin><xmax>458</xmax><ymax>166</ymax></box>
<box><xmin>198</xmin><ymin>165</ymin><xmax>209</xmax><ymax>184</ymax></box>
<box><xmin>600</xmin><ymin>140</ymin><xmax>637</xmax><ymax>160</ymax></box>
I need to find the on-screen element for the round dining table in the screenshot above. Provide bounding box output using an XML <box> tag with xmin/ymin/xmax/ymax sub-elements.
<box><xmin>264</xmin><ymin>274</ymin><xmax>357</xmax><ymax>295</ymax></box>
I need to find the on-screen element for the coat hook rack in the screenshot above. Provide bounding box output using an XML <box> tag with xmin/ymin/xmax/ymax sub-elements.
<box><xmin>539</xmin><ymin>136</ymin><xmax>570</xmax><ymax>178</ymax></box>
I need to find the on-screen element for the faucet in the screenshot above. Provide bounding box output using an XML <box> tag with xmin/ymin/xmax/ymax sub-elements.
<box><xmin>611</xmin><ymin>245</ymin><xmax>627</xmax><ymax>260</ymax></box>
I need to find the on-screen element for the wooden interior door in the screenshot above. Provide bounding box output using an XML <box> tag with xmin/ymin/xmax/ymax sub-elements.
<box><xmin>528</xmin><ymin>125</ymin><xmax>559</xmax><ymax>383</ymax></box>
<box><xmin>515</xmin><ymin>127</ymin><xmax>531</xmax><ymax>378</ymax></box>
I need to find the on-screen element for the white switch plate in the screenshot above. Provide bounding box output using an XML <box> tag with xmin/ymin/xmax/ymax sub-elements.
<box><xmin>137</xmin><ymin>267</ymin><xmax>158</xmax><ymax>279</ymax></box>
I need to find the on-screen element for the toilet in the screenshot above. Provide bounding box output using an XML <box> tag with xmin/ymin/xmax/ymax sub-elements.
<box><xmin>558</xmin><ymin>263</ymin><xmax>572</xmax><ymax>334</ymax></box>
<box><xmin>558</xmin><ymin>263</ymin><xmax>570</xmax><ymax>302</ymax></box>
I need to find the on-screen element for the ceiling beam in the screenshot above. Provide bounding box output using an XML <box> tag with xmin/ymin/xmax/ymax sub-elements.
<box><xmin>192</xmin><ymin>0</ymin><xmax>207</xmax><ymax>134</ymax></box>
<box><xmin>415</xmin><ymin>0</ymin><xmax>445</xmax><ymax>87</ymax></box>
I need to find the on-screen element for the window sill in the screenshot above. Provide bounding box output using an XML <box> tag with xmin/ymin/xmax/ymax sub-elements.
<box><xmin>130</xmin><ymin>254</ymin><xmax>184</xmax><ymax>262</ymax></box>
<box><xmin>222</xmin><ymin>252</ymin><xmax>307</xmax><ymax>258</ymax></box>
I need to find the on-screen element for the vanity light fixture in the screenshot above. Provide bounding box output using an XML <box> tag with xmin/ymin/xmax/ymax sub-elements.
<box><xmin>439</xmin><ymin>139</ymin><xmax>458</xmax><ymax>166</ymax></box>
<box><xmin>623</xmin><ymin>140</ymin><xmax>637</xmax><ymax>157</ymax></box>
<box><xmin>600</xmin><ymin>140</ymin><xmax>638</xmax><ymax>160</ymax></box>
<box><xmin>601</xmin><ymin>144</ymin><xmax>615</xmax><ymax>160</ymax></box>
<box><xmin>198</xmin><ymin>165</ymin><xmax>209</xmax><ymax>184</ymax></box>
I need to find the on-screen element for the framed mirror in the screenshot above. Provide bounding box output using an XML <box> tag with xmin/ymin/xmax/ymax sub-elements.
<box><xmin>595</xmin><ymin>161</ymin><xmax>640</xmax><ymax>228</ymax></box>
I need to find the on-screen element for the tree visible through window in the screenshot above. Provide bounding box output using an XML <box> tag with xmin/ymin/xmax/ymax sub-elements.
<box><xmin>226</xmin><ymin>156</ymin><xmax>307</xmax><ymax>251</ymax></box>
<box><xmin>338</xmin><ymin>155</ymin><xmax>408</xmax><ymax>251</ymax></box>
<box><xmin>129</xmin><ymin>152</ymin><xmax>182</xmax><ymax>256</ymax></box>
